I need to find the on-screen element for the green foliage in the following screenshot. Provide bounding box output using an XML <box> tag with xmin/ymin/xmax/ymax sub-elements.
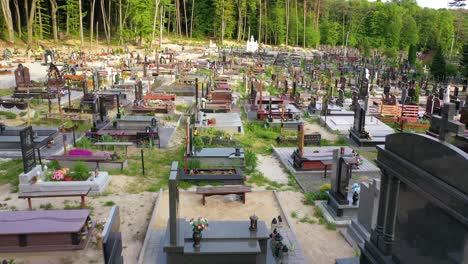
<box><xmin>0</xmin><ymin>159</ymin><xmax>23</xmax><ymax>190</ymax></box>
<box><xmin>291</xmin><ymin>211</ymin><xmax>298</xmax><ymax>219</ymax></box>
<box><xmin>75</xmin><ymin>137</ymin><xmax>92</xmax><ymax>149</ymax></box>
<box><xmin>304</xmin><ymin>191</ymin><xmax>328</xmax><ymax>205</ymax></box>
<box><xmin>431</xmin><ymin>45</ymin><xmax>447</xmax><ymax>82</ymax></box>
<box><xmin>461</xmin><ymin>43</ymin><xmax>468</xmax><ymax>81</ymax></box>
<box><xmin>0</xmin><ymin>111</ymin><xmax>16</xmax><ymax>119</ymax></box>
<box><xmin>103</xmin><ymin>201</ymin><xmax>116</xmax><ymax>207</ymax></box>
<box><xmin>188</xmin><ymin>159</ymin><xmax>201</xmax><ymax>170</ymax></box>
<box><xmin>47</xmin><ymin>160</ymin><xmax>62</xmax><ymax>171</ymax></box>
<box><xmin>70</xmin><ymin>161</ymin><xmax>91</xmax><ymax>181</ymax></box>
<box><xmin>39</xmin><ymin>203</ymin><xmax>54</xmax><ymax>210</ymax></box>
<box><xmin>193</xmin><ymin>136</ymin><xmax>204</xmax><ymax>152</ymax></box>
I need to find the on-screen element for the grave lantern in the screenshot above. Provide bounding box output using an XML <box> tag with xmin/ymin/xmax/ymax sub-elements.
<box><xmin>151</xmin><ymin>118</ymin><xmax>157</xmax><ymax>127</ymax></box>
<box><xmin>249</xmin><ymin>214</ymin><xmax>258</xmax><ymax>231</ymax></box>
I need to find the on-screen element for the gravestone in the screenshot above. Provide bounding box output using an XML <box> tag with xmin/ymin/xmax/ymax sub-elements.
<box><xmin>353</xmin><ymin>133</ymin><xmax>468</xmax><ymax>264</ymax></box>
<box><xmin>337</xmin><ymin>90</ymin><xmax>344</xmax><ymax>107</ymax></box>
<box><xmin>433</xmin><ymin>97</ymin><xmax>442</xmax><ymax>116</ymax></box>
<box><xmin>428</xmin><ymin>103</ymin><xmax>465</xmax><ymax>141</ymax></box>
<box><xmin>460</xmin><ymin>106</ymin><xmax>468</xmax><ymax>126</ymax></box>
<box><xmin>425</xmin><ymin>94</ymin><xmax>434</xmax><ymax>116</ymax></box>
<box><xmin>15</xmin><ymin>64</ymin><xmax>31</xmax><ymax>87</ymax></box>
<box><xmin>19</xmin><ymin>126</ymin><xmax>36</xmax><ymax>173</ymax></box>
<box><xmin>344</xmin><ymin>179</ymin><xmax>380</xmax><ymax>248</ymax></box>
<box><xmin>326</xmin><ymin>149</ymin><xmax>359</xmax><ymax>219</ymax></box>
<box><xmin>102</xmin><ymin>206</ymin><xmax>123</xmax><ymax>264</ymax></box>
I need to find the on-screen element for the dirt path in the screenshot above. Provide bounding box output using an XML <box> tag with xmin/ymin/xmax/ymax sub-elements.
<box><xmin>0</xmin><ymin>176</ymin><xmax>156</xmax><ymax>264</ymax></box>
<box><xmin>257</xmin><ymin>155</ymin><xmax>290</xmax><ymax>184</ymax></box>
<box><xmin>277</xmin><ymin>191</ymin><xmax>354</xmax><ymax>263</ymax></box>
<box><xmin>304</xmin><ymin>122</ymin><xmax>338</xmax><ymax>141</ymax></box>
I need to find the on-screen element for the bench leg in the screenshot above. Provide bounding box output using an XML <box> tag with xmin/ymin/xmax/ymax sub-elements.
<box><xmin>81</xmin><ymin>196</ymin><xmax>86</xmax><ymax>209</ymax></box>
<box><xmin>202</xmin><ymin>195</ymin><xmax>206</xmax><ymax>206</ymax></box>
<box><xmin>27</xmin><ymin>198</ymin><xmax>32</xmax><ymax>210</ymax></box>
<box><xmin>242</xmin><ymin>193</ymin><xmax>246</xmax><ymax>204</ymax></box>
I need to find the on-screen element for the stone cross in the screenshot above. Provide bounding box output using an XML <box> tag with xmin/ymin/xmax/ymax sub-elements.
<box><xmin>430</xmin><ymin>103</ymin><xmax>465</xmax><ymax>142</ymax></box>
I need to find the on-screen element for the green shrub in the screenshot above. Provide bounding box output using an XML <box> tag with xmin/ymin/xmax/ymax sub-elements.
<box><xmin>75</xmin><ymin>137</ymin><xmax>92</xmax><ymax>149</ymax></box>
<box><xmin>19</xmin><ymin>111</ymin><xmax>27</xmax><ymax>117</ymax></box>
<box><xmin>193</xmin><ymin>136</ymin><xmax>204</xmax><ymax>152</ymax></box>
<box><xmin>70</xmin><ymin>161</ymin><xmax>91</xmax><ymax>181</ymax></box>
<box><xmin>188</xmin><ymin>159</ymin><xmax>201</xmax><ymax>169</ymax></box>
<box><xmin>291</xmin><ymin>211</ymin><xmax>298</xmax><ymax>218</ymax></box>
<box><xmin>303</xmin><ymin>191</ymin><xmax>328</xmax><ymax>205</ymax></box>
<box><xmin>47</xmin><ymin>160</ymin><xmax>62</xmax><ymax>171</ymax></box>
<box><xmin>314</xmin><ymin>207</ymin><xmax>324</xmax><ymax>219</ymax></box>
<box><xmin>244</xmin><ymin>149</ymin><xmax>257</xmax><ymax>173</ymax></box>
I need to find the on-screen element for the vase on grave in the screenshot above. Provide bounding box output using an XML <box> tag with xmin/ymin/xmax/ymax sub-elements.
<box><xmin>192</xmin><ymin>230</ymin><xmax>202</xmax><ymax>248</ymax></box>
<box><xmin>250</xmin><ymin>214</ymin><xmax>258</xmax><ymax>231</ymax></box>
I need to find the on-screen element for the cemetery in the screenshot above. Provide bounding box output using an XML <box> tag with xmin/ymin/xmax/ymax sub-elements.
<box><xmin>0</xmin><ymin>1</ymin><xmax>467</xmax><ymax>263</ymax></box>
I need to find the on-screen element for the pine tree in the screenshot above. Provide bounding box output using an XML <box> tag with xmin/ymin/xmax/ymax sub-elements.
<box><xmin>408</xmin><ymin>44</ymin><xmax>416</xmax><ymax>66</ymax></box>
<box><xmin>430</xmin><ymin>45</ymin><xmax>447</xmax><ymax>83</ymax></box>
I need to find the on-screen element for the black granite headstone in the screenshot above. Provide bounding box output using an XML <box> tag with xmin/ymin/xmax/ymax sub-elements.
<box><xmin>19</xmin><ymin>126</ymin><xmax>36</xmax><ymax>173</ymax></box>
<box><xmin>357</xmin><ymin>133</ymin><xmax>468</xmax><ymax>264</ymax></box>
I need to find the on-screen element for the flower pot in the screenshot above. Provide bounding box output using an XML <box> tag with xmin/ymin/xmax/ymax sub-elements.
<box><xmin>193</xmin><ymin>230</ymin><xmax>202</xmax><ymax>248</ymax></box>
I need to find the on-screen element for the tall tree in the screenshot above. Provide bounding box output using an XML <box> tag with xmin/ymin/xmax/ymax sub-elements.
<box><xmin>50</xmin><ymin>0</ymin><xmax>58</xmax><ymax>42</ymax></box>
<box><xmin>12</xmin><ymin>0</ymin><xmax>21</xmax><ymax>38</ymax></box>
<box><xmin>430</xmin><ymin>45</ymin><xmax>447</xmax><ymax>83</ymax></box>
<box><xmin>461</xmin><ymin>42</ymin><xmax>468</xmax><ymax>84</ymax></box>
<box><xmin>78</xmin><ymin>0</ymin><xmax>83</xmax><ymax>45</ymax></box>
<box><xmin>408</xmin><ymin>44</ymin><xmax>416</xmax><ymax>65</ymax></box>
<box><xmin>26</xmin><ymin>0</ymin><xmax>38</xmax><ymax>44</ymax></box>
<box><xmin>90</xmin><ymin>0</ymin><xmax>96</xmax><ymax>48</ymax></box>
<box><xmin>0</xmin><ymin>0</ymin><xmax>15</xmax><ymax>43</ymax></box>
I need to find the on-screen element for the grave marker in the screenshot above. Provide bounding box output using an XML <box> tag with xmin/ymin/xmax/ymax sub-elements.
<box><xmin>19</xmin><ymin>126</ymin><xmax>36</xmax><ymax>173</ymax></box>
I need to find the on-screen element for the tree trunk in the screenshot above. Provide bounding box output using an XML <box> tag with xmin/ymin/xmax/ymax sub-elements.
<box><xmin>258</xmin><ymin>0</ymin><xmax>261</xmax><ymax>43</ymax></box>
<box><xmin>37</xmin><ymin>2</ymin><xmax>43</xmax><ymax>39</ymax></box>
<box><xmin>183</xmin><ymin>0</ymin><xmax>188</xmax><ymax>36</ymax></box>
<box><xmin>295</xmin><ymin>0</ymin><xmax>298</xmax><ymax>46</ymax></box>
<box><xmin>13</xmin><ymin>0</ymin><xmax>21</xmax><ymax>38</ymax></box>
<box><xmin>151</xmin><ymin>0</ymin><xmax>160</xmax><ymax>48</ymax></box>
<box><xmin>190</xmin><ymin>0</ymin><xmax>194</xmax><ymax>38</ymax></box>
<box><xmin>237</xmin><ymin>0</ymin><xmax>242</xmax><ymax>42</ymax></box>
<box><xmin>159</xmin><ymin>5</ymin><xmax>164</xmax><ymax>47</ymax></box>
<box><xmin>78</xmin><ymin>0</ymin><xmax>83</xmax><ymax>45</ymax></box>
<box><xmin>119</xmin><ymin>0</ymin><xmax>123</xmax><ymax>45</ymax></box>
<box><xmin>0</xmin><ymin>0</ymin><xmax>15</xmax><ymax>43</ymax></box>
<box><xmin>303</xmin><ymin>0</ymin><xmax>306</xmax><ymax>48</ymax></box>
<box><xmin>50</xmin><ymin>0</ymin><xmax>58</xmax><ymax>42</ymax></box>
<box><xmin>100</xmin><ymin>0</ymin><xmax>111</xmax><ymax>44</ymax></box>
<box><xmin>90</xmin><ymin>0</ymin><xmax>96</xmax><ymax>48</ymax></box>
<box><xmin>285</xmin><ymin>0</ymin><xmax>289</xmax><ymax>45</ymax></box>
<box><xmin>27</xmin><ymin>0</ymin><xmax>37</xmax><ymax>45</ymax></box>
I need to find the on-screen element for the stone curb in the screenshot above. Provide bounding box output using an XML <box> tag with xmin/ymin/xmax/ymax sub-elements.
<box><xmin>137</xmin><ymin>188</ymin><xmax>163</xmax><ymax>264</ymax></box>
<box><xmin>272</xmin><ymin>145</ymin><xmax>307</xmax><ymax>193</ymax></box>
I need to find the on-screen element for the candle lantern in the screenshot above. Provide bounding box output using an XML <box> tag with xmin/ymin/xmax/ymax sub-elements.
<box><xmin>249</xmin><ymin>214</ymin><xmax>258</xmax><ymax>231</ymax></box>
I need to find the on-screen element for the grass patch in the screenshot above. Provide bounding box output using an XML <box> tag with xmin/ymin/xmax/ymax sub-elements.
<box><xmin>39</xmin><ymin>203</ymin><xmax>54</xmax><ymax>210</ymax></box>
<box><xmin>0</xmin><ymin>159</ymin><xmax>23</xmax><ymax>191</ymax></box>
<box><xmin>291</xmin><ymin>211</ymin><xmax>298</xmax><ymax>218</ymax></box>
<box><xmin>0</xmin><ymin>111</ymin><xmax>17</xmax><ymax>119</ymax></box>
<box><xmin>299</xmin><ymin>215</ymin><xmax>317</xmax><ymax>224</ymax></box>
<box><xmin>0</xmin><ymin>88</ymin><xmax>14</xmax><ymax>97</ymax></box>
<box><xmin>103</xmin><ymin>201</ymin><xmax>116</xmax><ymax>207</ymax></box>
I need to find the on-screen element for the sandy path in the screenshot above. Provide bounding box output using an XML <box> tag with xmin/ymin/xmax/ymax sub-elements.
<box><xmin>0</xmin><ymin>176</ymin><xmax>156</xmax><ymax>264</ymax></box>
<box><xmin>153</xmin><ymin>191</ymin><xmax>284</xmax><ymax>230</ymax></box>
<box><xmin>277</xmin><ymin>191</ymin><xmax>354</xmax><ymax>263</ymax></box>
<box><xmin>304</xmin><ymin>122</ymin><xmax>338</xmax><ymax>141</ymax></box>
<box><xmin>257</xmin><ymin>155</ymin><xmax>289</xmax><ymax>184</ymax></box>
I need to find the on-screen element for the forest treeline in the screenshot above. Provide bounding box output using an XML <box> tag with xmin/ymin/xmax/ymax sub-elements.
<box><xmin>0</xmin><ymin>0</ymin><xmax>467</xmax><ymax>56</ymax></box>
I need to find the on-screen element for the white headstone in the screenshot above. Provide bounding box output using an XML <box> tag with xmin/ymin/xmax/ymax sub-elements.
<box><xmin>443</xmin><ymin>85</ymin><xmax>451</xmax><ymax>104</ymax></box>
<box><xmin>246</xmin><ymin>36</ymin><xmax>259</xmax><ymax>53</ymax></box>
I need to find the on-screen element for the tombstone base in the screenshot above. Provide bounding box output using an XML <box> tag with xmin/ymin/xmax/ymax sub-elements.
<box><xmin>349</xmin><ymin>129</ymin><xmax>384</xmax><ymax>147</ymax></box>
<box><xmin>326</xmin><ymin>192</ymin><xmax>359</xmax><ymax>220</ymax></box>
<box><xmin>335</xmin><ymin>257</ymin><xmax>360</xmax><ymax>264</ymax></box>
<box><xmin>341</xmin><ymin>218</ymin><xmax>370</xmax><ymax>249</ymax></box>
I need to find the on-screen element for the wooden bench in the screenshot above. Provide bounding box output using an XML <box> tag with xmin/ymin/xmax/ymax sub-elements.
<box><xmin>19</xmin><ymin>187</ymin><xmax>91</xmax><ymax>210</ymax></box>
<box><xmin>196</xmin><ymin>186</ymin><xmax>252</xmax><ymax>206</ymax></box>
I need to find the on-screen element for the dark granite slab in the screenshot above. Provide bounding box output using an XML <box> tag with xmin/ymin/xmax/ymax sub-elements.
<box><xmin>183</xmin><ymin>221</ymin><xmax>269</xmax><ymax>240</ymax></box>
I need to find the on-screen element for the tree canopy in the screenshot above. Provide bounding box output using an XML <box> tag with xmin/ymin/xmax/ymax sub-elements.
<box><xmin>0</xmin><ymin>0</ymin><xmax>466</xmax><ymax>57</ymax></box>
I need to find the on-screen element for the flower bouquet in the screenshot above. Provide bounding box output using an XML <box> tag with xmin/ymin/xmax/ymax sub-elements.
<box><xmin>190</xmin><ymin>217</ymin><xmax>209</xmax><ymax>232</ymax></box>
<box><xmin>189</xmin><ymin>217</ymin><xmax>209</xmax><ymax>248</ymax></box>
